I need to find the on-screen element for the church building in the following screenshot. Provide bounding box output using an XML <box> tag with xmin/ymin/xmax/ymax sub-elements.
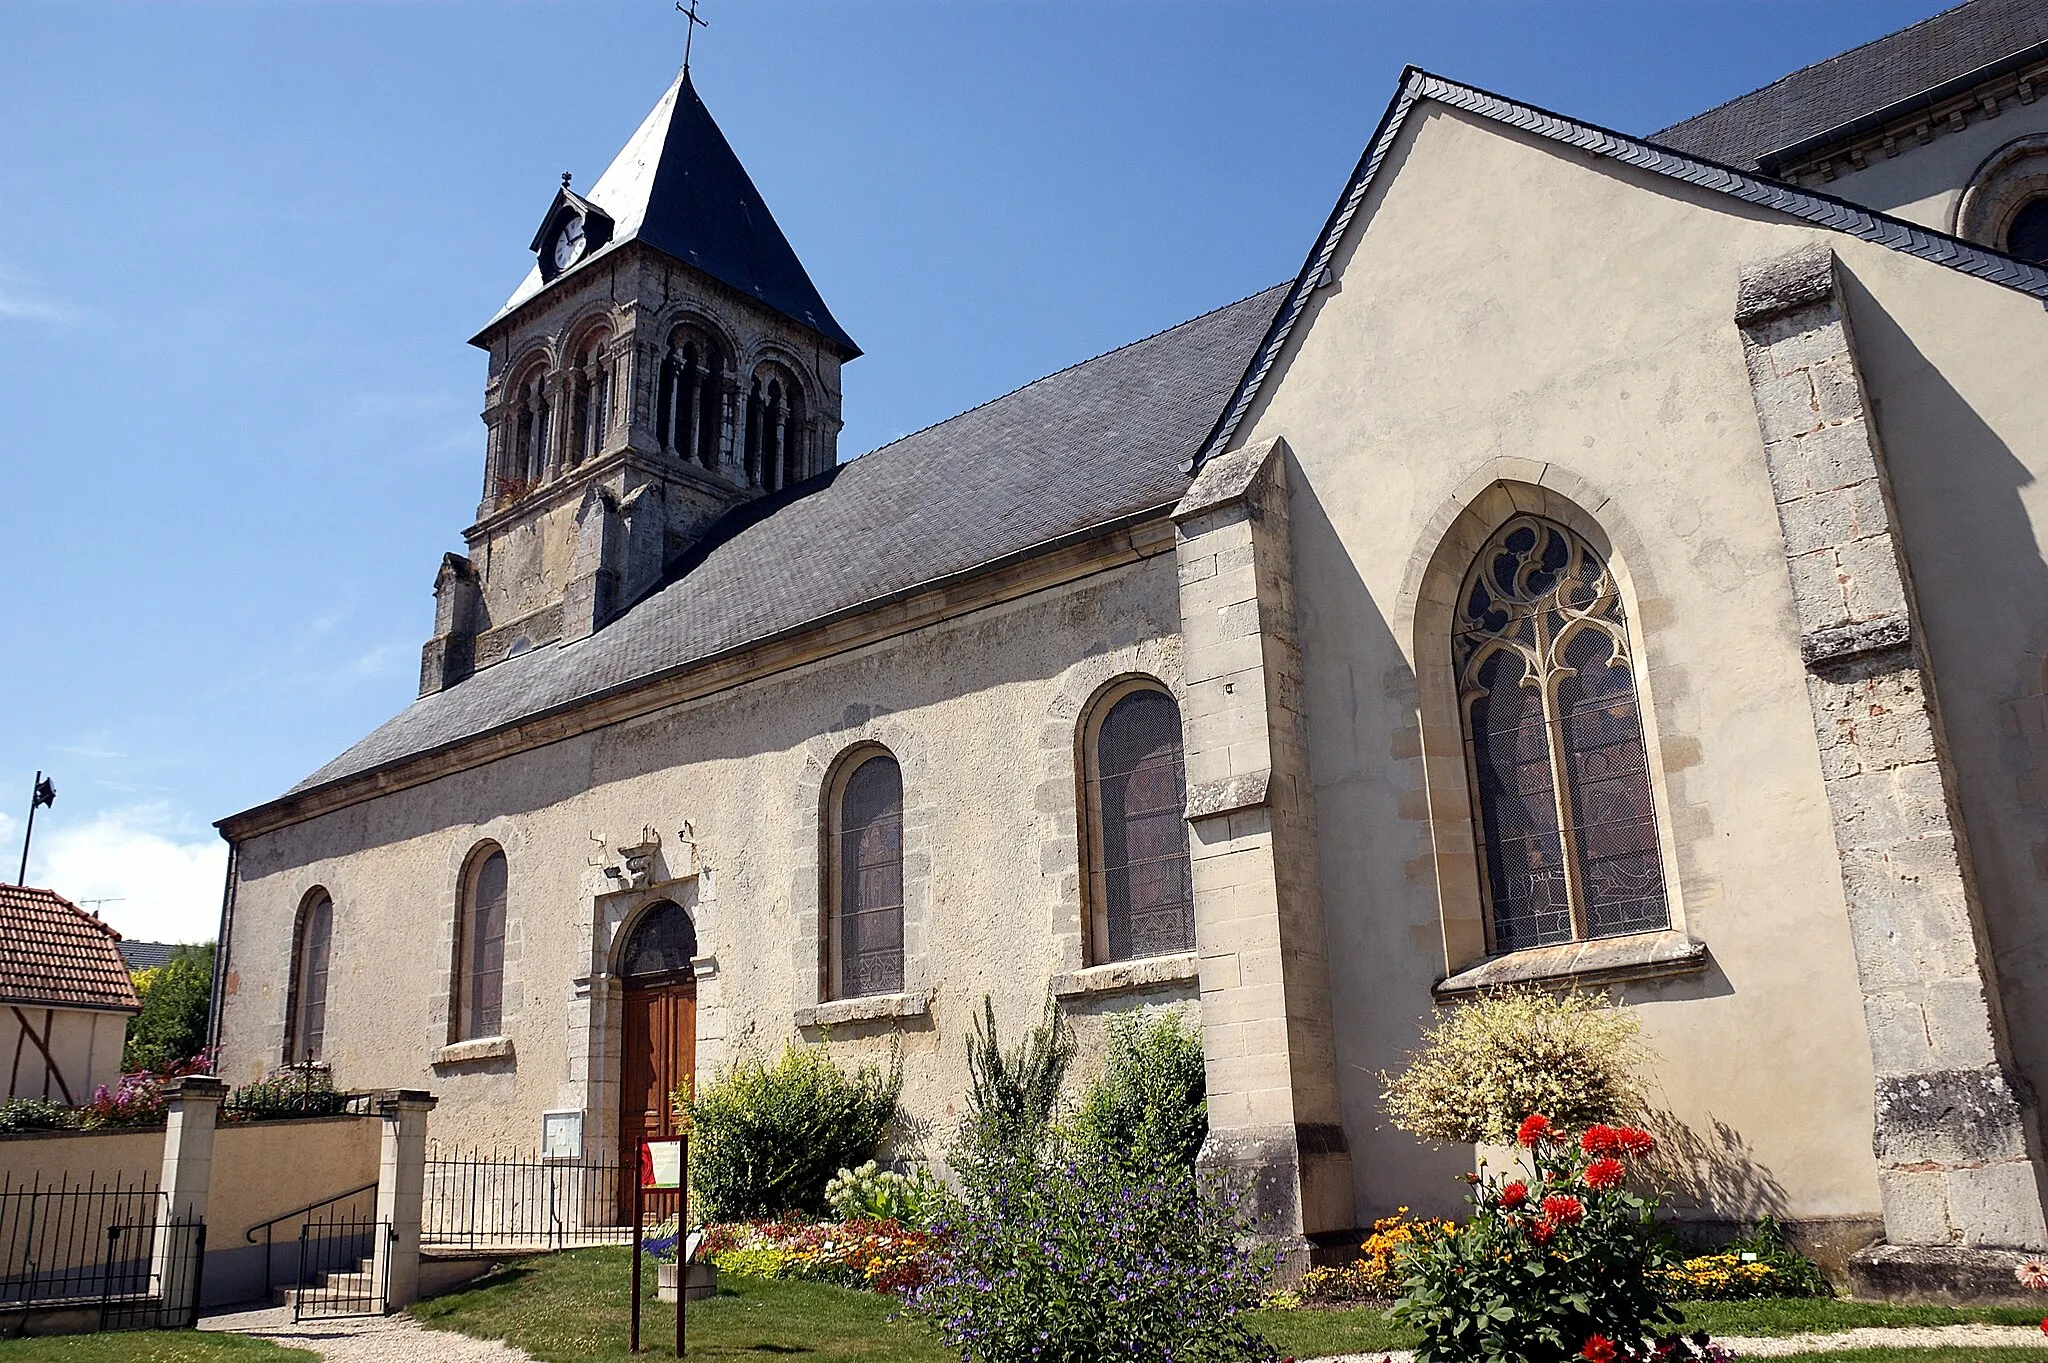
<box><xmin>216</xmin><ymin>0</ymin><xmax>2048</xmax><ymax>1293</ymax></box>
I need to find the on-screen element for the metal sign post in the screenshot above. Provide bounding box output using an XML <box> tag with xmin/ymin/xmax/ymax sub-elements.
<box><xmin>634</xmin><ymin>1137</ymin><xmax>688</xmax><ymax>1355</ymax></box>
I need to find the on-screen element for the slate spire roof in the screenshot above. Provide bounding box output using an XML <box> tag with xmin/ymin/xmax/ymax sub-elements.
<box><xmin>484</xmin><ymin>69</ymin><xmax>859</xmax><ymax>357</ymax></box>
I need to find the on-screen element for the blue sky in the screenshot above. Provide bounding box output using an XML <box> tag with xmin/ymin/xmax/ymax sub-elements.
<box><xmin>0</xmin><ymin>0</ymin><xmax>1946</xmax><ymax>941</ymax></box>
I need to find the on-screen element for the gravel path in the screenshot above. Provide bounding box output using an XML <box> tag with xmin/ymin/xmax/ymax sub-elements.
<box><xmin>1313</xmin><ymin>1323</ymin><xmax>2048</xmax><ymax>1361</ymax></box>
<box><xmin>201</xmin><ymin>1305</ymin><xmax>537</xmax><ymax>1361</ymax></box>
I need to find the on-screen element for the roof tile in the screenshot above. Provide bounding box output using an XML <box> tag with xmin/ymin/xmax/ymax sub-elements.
<box><xmin>0</xmin><ymin>885</ymin><xmax>141</xmax><ymax>1013</ymax></box>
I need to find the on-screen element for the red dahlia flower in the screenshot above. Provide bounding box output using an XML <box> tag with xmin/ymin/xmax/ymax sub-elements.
<box><xmin>1581</xmin><ymin>1334</ymin><xmax>1618</xmax><ymax>1363</ymax></box>
<box><xmin>1530</xmin><ymin>1221</ymin><xmax>1554</xmax><ymax>1245</ymax></box>
<box><xmin>1499</xmin><ymin>1181</ymin><xmax>1529</xmax><ymax>1209</ymax></box>
<box><xmin>1584</xmin><ymin>1157</ymin><xmax>1625</xmax><ymax>1190</ymax></box>
<box><xmin>1517</xmin><ymin>1114</ymin><xmax>1551</xmax><ymax>1147</ymax></box>
<box><xmin>1615</xmin><ymin>1126</ymin><xmax>1655</xmax><ymax>1157</ymax></box>
<box><xmin>1580</xmin><ymin>1125</ymin><xmax>1618</xmax><ymax>1156</ymax></box>
<box><xmin>1541</xmin><ymin>1193</ymin><xmax>1585</xmax><ymax>1226</ymax></box>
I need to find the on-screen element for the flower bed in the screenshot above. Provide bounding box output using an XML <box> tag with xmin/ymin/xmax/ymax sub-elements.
<box><xmin>1298</xmin><ymin>1210</ymin><xmax>1455</xmax><ymax>1304</ymax></box>
<box><xmin>700</xmin><ymin>1217</ymin><xmax>943</xmax><ymax>1295</ymax></box>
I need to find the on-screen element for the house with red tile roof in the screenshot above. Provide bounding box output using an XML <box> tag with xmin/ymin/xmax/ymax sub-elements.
<box><xmin>1</xmin><ymin>884</ymin><xmax>140</xmax><ymax>1104</ymax></box>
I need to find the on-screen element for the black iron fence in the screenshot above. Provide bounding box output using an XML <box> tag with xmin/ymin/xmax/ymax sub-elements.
<box><xmin>422</xmin><ymin>1146</ymin><xmax>631</xmax><ymax>1251</ymax></box>
<box><xmin>0</xmin><ymin>1173</ymin><xmax>205</xmax><ymax>1329</ymax></box>
<box><xmin>291</xmin><ymin>1209</ymin><xmax>389</xmax><ymax>1321</ymax></box>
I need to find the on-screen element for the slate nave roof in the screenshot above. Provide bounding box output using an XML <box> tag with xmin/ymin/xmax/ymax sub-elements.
<box><xmin>271</xmin><ymin>283</ymin><xmax>1290</xmax><ymax>804</ymax></box>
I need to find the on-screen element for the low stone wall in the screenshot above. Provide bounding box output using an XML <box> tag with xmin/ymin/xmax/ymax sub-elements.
<box><xmin>0</xmin><ymin>1114</ymin><xmax>384</xmax><ymax>1310</ymax></box>
<box><xmin>0</xmin><ymin>1125</ymin><xmax>163</xmax><ymax>1190</ymax></box>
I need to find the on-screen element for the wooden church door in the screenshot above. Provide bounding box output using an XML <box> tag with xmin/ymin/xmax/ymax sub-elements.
<box><xmin>616</xmin><ymin>900</ymin><xmax>698</xmax><ymax>1211</ymax></box>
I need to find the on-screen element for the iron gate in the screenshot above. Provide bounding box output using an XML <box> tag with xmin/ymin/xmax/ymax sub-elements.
<box><xmin>292</xmin><ymin>1210</ymin><xmax>390</xmax><ymax>1321</ymax></box>
<box><xmin>0</xmin><ymin>1174</ymin><xmax>205</xmax><ymax>1331</ymax></box>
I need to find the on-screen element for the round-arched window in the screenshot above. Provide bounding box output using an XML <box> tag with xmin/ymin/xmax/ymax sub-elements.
<box><xmin>2009</xmin><ymin>198</ymin><xmax>2048</xmax><ymax>266</ymax></box>
<box><xmin>621</xmin><ymin>901</ymin><xmax>698</xmax><ymax>984</ymax></box>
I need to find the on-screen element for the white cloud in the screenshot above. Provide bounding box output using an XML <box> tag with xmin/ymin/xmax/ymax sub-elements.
<box><xmin>0</xmin><ymin>286</ymin><xmax>79</xmax><ymax>326</ymax></box>
<box><xmin>27</xmin><ymin>804</ymin><xmax>227</xmax><ymax>945</ymax></box>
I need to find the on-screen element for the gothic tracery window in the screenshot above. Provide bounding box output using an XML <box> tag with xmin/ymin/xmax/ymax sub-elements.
<box><xmin>1456</xmin><ymin>516</ymin><xmax>1668</xmax><ymax>954</ymax></box>
<box><xmin>1084</xmin><ymin>684</ymin><xmax>1193</xmax><ymax>963</ymax></box>
<box><xmin>284</xmin><ymin>890</ymin><xmax>334</xmax><ymax>1065</ymax></box>
<box><xmin>828</xmin><ymin>751</ymin><xmax>905</xmax><ymax>999</ymax></box>
<box><xmin>453</xmin><ymin>847</ymin><xmax>508</xmax><ymax>1040</ymax></box>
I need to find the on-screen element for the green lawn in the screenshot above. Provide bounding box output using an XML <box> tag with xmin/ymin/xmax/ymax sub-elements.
<box><xmin>0</xmin><ymin>1333</ymin><xmax>313</xmax><ymax>1363</ymax></box>
<box><xmin>411</xmin><ymin>1248</ymin><xmax>954</xmax><ymax>1363</ymax></box>
<box><xmin>413</xmin><ymin>1248</ymin><xmax>2048</xmax><ymax>1363</ymax></box>
<box><xmin>1253</xmin><ymin>1296</ymin><xmax>2048</xmax><ymax>1358</ymax></box>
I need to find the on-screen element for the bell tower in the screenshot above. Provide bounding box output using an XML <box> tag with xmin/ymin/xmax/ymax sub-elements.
<box><xmin>420</xmin><ymin>69</ymin><xmax>859</xmax><ymax>696</ymax></box>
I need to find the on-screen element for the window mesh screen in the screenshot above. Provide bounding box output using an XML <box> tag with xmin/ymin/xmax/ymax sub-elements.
<box><xmin>623</xmin><ymin>900</ymin><xmax>699</xmax><ymax>981</ymax></box>
<box><xmin>835</xmin><ymin>755</ymin><xmax>905</xmax><ymax>997</ymax></box>
<box><xmin>465</xmin><ymin>852</ymin><xmax>508</xmax><ymax>1038</ymax></box>
<box><xmin>1093</xmin><ymin>689</ymin><xmax>1193</xmax><ymax>962</ymax></box>
<box><xmin>1455</xmin><ymin>516</ymin><xmax>1667</xmax><ymax>953</ymax></box>
<box><xmin>295</xmin><ymin>895</ymin><xmax>332</xmax><ymax>1063</ymax></box>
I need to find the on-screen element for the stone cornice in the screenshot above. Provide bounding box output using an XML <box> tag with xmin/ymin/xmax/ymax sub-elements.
<box><xmin>219</xmin><ymin>506</ymin><xmax>1180</xmax><ymax>842</ymax></box>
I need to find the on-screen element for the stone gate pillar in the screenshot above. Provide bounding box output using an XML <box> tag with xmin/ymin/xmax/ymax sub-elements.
<box><xmin>373</xmin><ymin>1090</ymin><xmax>438</xmax><ymax>1309</ymax></box>
<box><xmin>1736</xmin><ymin>241</ymin><xmax>2048</xmax><ymax>1293</ymax></box>
<box><xmin>1172</xmin><ymin>434</ymin><xmax>1355</xmax><ymax>1271</ymax></box>
<box><xmin>154</xmin><ymin>1076</ymin><xmax>226</xmax><ymax>1297</ymax></box>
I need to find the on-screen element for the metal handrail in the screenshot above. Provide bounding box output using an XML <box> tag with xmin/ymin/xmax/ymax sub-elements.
<box><xmin>246</xmin><ymin>1180</ymin><xmax>378</xmax><ymax>1298</ymax></box>
<box><xmin>245</xmin><ymin>1181</ymin><xmax>378</xmax><ymax>1244</ymax></box>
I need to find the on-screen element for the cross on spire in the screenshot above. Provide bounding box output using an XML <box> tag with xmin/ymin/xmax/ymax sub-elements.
<box><xmin>676</xmin><ymin>0</ymin><xmax>709</xmax><ymax>75</ymax></box>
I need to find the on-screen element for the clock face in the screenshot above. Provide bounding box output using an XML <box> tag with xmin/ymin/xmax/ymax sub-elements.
<box><xmin>552</xmin><ymin>216</ymin><xmax>587</xmax><ymax>271</ymax></box>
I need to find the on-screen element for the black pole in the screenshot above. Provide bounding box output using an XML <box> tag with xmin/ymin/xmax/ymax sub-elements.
<box><xmin>631</xmin><ymin>1156</ymin><xmax>644</xmax><ymax>1354</ymax></box>
<box><xmin>17</xmin><ymin>771</ymin><xmax>41</xmax><ymax>886</ymax></box>
<box><xmin>684</xmin><ymin>1137</ymin><xmax>700</xmax><ymax>1350</ymax></box>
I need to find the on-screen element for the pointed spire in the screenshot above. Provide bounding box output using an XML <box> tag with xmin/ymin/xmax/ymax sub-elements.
<box><xmin>485</xmin><ymin>69</ymin><xmax>858</xmax><ymax>358</ymax></box>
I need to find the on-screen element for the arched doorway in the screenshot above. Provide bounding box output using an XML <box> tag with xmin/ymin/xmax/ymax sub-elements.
<box><xmin>617</xmin><ymin>901</ymin><xmax>697</xmax><ymax>1204</ymax></box>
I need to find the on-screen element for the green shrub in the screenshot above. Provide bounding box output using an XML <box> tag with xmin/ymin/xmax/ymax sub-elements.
<box><xmin>123</xmin><ymin>945</ymin><xmax>214</xmax><ymax>1074</ymax></box>
<box><xmin>0</xmin><ymin>1098</ymin><xmax>73</xmax><ymax>1133</ymax></box>
<box><xmin>225</xmin><ymin>1067</ymin><xmax>347</xmax><ymax>1121</ymax></box>
<box><xmin>952</xmin><ymin>994</ymin><xmax>1073</xmax><ymax>1196</ymax></box>
<box><xmin>1381</xmin><ymin>987</ymin><xmax>1647</xmax><ymax>1146</ymax></box>
<box><xmin>823</xmin><ymin>1159</ymin><xmax>948</xmax><ymax>1226</ymax></box>
<box><xmin>683</xmin><ymin>1042</ymin><xmax>902</xmax><ymax>1220</ymax></box>
<box><xmin>906</xmin><ymin>1135</ymin><xmax>1274</xmax><ymax>1363</ymax></box>
<box><xmin>1392</xmin><ymin>1116</ymin><xmax>1697</xmax><ymax>1363</ymax></box>
<box><xmin>1069</xmin><ymin>1008</ymin><xmax>1206</xmax><ymax>1174</ymax></box>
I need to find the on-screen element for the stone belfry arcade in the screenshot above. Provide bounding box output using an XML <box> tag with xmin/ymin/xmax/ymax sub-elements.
<box><xmin>421</xmin><ymin>70</ymin><xmax>859</xmax><ymax>694</ymax></box>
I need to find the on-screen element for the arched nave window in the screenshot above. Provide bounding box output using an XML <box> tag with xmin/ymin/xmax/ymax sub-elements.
<box><xmin>1455</xmin><ymin>515</ymin><xmax>1668</xmax><ymax>953</ymax></box>
<box><xmin>828</xmin><ymin>750</ymin><xmax>904</xmax><ymax>999</ymax></box>
<box><xmin>452</xmin><ymin>846</ymin><xmax>508</xmax><ymax>1040</ymax></box>
<box><xmin>1083</xmin><ymin>683</ymin><xmax>1193</xmax><ymax>963</ymax></box>
<box><xmin>283</xmin><ymin>890</ymin><xmax>333</xmax><ymax>1065</ymax></box>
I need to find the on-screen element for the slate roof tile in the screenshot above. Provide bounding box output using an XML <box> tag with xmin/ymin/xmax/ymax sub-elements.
<box><xmin>0</xmin><ymin>885</ymin><xmax>142</xmax><ymax>1013</ymax></box>
<box><xmin>1653</xmin><ymin>0</ymin><xmax>2048</xmax><ymax>170</ymax></box>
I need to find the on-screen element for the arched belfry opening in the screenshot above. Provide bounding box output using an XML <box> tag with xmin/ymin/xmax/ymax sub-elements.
<box><xmin>615</xmin><ymin>900</ymin><xmax>697</xmax><ymax>1201</ymax></box>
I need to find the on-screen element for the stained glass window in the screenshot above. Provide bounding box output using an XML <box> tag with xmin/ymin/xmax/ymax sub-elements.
<box><xmin>2008</xmin><ymin>198</ymin><xmax>2048</xmax><ymax>266</ymax></box>
<box><xmin>1087</xmin><ymin>688</ymin><xmax>1194</xmax><ymax>962</ymax></box>
<box><xmin>832</xmin><ymin>753</ymin><xmax>905</xmax><ymax>998</ymax></box>
<box><xmin>1455</xmin><ymin>516</ymin><xmax>1668</xmax><ymax>953</ymax></box>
